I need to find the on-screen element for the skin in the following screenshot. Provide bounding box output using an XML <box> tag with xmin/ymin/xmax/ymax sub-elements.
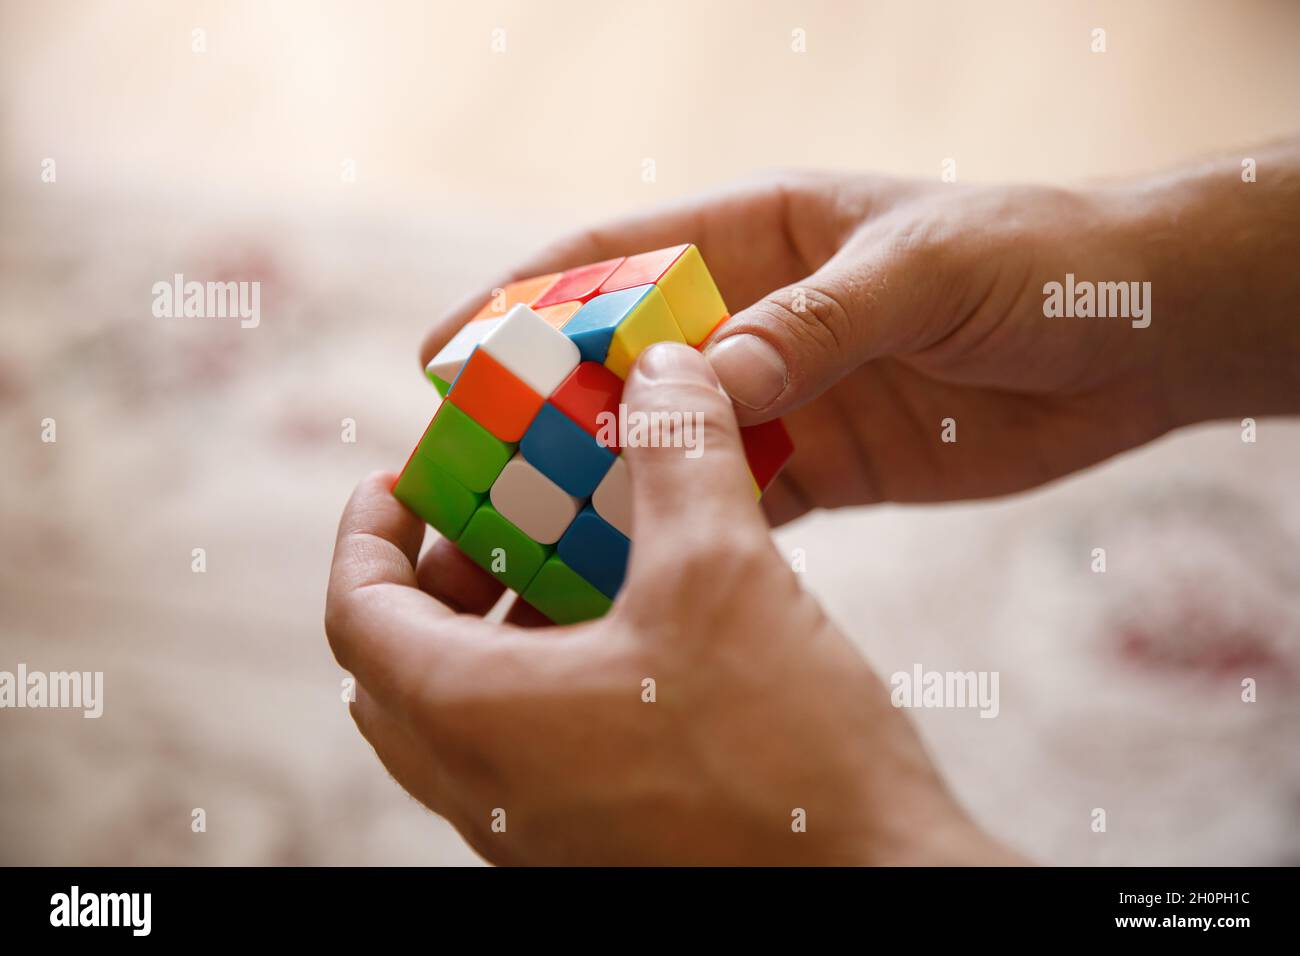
<box><xmin>329</xmin><ymin>139</ymin><xmax>1300</xmax><ymax>865</ymax></box>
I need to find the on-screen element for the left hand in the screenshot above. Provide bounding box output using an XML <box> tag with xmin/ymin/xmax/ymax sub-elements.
<box><xmin>326</xmin><ymin>343</ymin><xmax>1016</xmax><ymax>865</ymax></box>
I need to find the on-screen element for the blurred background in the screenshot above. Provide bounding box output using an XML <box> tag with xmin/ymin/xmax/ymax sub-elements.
<box><xmin>1</xmin><ymin>0</ymin><xmax>1298</xmax><ymax>865</ymax></box>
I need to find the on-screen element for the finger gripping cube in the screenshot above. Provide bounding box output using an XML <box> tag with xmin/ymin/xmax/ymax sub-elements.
<box><xmin>396</xmin><ymin>245</ymin><xmax>794</xmax><ymax>624</ymax></box>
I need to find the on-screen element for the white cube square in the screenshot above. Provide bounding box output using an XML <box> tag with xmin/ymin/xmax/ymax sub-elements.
<box><xmin>425</xmin><ymin>317</ymin><xmax>503</xmax><ymax>386</ymax></box>
<box><xmin>490</xmin><ymin>453</ymin><xmax>583</xmax><ymax>545</ymax></box>
<box><xmin>480</xmin><ymin>303</ymin><xmax>580</xmax><ymax>398</ymax></box>
<box><xmin>591</xmin><ymin>455</ymin><xmax>632</xmax><ymax>538</ymax></box>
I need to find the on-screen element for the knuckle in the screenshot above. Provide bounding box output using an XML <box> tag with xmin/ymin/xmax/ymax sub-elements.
<box><xmin>884</xmin><ymin>214</ymin><xmax>955</xmax><ymax>274</ymax></box>
<box><xmin>752</xmin><ymin>166</ymin><xmax>827</xmax><ymax>197</ymax></box>
<box><xmin>738</xmin><ymin>166</ymin><xmax>792</xmax><ymax>193</ymax></box>
<box><xmin>750</xmin><ymin>283</ymin><xmax>849</xmax><ymax>356</ymax></box>
<box><xmin>799</xmin><ymin>285</ymin><xmax>853</xmax><ymax>349</ymax></box>
<box><xmin>880</xmin><ymin>212</ymin><xmax>979</xmax><ymax>331</ymax></box>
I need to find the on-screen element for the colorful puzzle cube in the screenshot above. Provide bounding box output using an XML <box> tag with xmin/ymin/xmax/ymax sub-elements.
<box><xmin>397</xmin><ymin>244</ymin><xmax>795</xmax><ymax>624</ymax></box>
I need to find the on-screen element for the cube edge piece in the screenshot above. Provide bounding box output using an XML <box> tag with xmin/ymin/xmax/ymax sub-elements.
<box><xmin>480</xmin><ymin>303</ymin><xmax>582</xmax><ymax>397</ymax></box>
<box><xmin>457</xmin><ymin>502</ymin><xmax>553</xmax><ymax>594</ymax></box>
<box><xmin>533</xmin><ymin>257</ymin><xmax>626</xmax><ymax>310</ymax></box>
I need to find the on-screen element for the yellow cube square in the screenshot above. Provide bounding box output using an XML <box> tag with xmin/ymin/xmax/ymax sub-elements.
<box><xmin>604</xmin><ymin>284</ymin><xmax>686</xmax><ymax>379</ymax></box>
<box><xmin>656</xmin><ymin>244</ymin><xmax>730</xmax><ymax>345</ymax></box>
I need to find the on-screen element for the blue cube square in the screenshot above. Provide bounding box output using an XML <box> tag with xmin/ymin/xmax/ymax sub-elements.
<box><xmin>561</xmin><ymin>285</ymin><xmax>655</xmax><ymax>364</ymax></box>
<box><xmin>521</xmin><ymin>404</ymin><xmax>616</xmax><ymax>498</ymax></box>
<box><xmin>557</xmin><ymin>504</ymin><xmax>630</xmax><ymax>599</ymax></box>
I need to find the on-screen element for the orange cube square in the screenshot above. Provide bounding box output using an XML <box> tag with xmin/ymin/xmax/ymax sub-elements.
<box><xmin>533</xmin><ymin>300</ymin><xmax>583</xmax><ymax>330</ymax></box>
<box><xmin>469</xmin><ymin>273</ymin><xmax>561</xmax><ymax>322</ymax></box>
<box><xmin>447</xmin><ymin>348</ymin><xmax>545</xmax><ymax>442</ymax></box>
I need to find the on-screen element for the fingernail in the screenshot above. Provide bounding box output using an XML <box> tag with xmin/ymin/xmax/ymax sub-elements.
<box><xmin>704</xmin><ymin>334</ymin><xmax>787</xmax><ymax>409</ymax></box>
<box><xmin>635</xmin><ymin>341</ymin><xmax>719</xmax><ymax>386</ymax></box>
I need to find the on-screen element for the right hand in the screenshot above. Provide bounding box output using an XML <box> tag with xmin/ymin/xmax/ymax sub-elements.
<box><xmin>422</xmin><ymin>151</ymin><xmax>1300</xmax><ymax>524</ymax></box>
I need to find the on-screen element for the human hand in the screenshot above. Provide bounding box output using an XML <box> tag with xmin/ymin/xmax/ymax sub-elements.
<box><xmin>329</xmin><ymin>343</ymin><xmax>1016</xmax><ymax>865</ymax></box>
<box><xmin>422</xmin><ymin>150</ymin><xmax>1300</xmax><ymax>524</ymax></box>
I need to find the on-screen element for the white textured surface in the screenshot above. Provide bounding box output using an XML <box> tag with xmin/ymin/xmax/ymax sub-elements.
<box><xmin>480</xmin><ymin>304</ymin><xmax>580</xmax><ymax>398</ymax></box>
<box><xmin>489</xmin><ymin>453</ymin><xmax>582</xmax><ymax>545</ymax></box>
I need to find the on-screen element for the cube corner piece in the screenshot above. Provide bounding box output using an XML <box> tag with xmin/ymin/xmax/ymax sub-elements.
<box><xmin>425</xmin><ymin>317</ymin><xmax>504</xmax><ymax>395</ymax></box>
<box><xmin>480</xmin><ymin>303</ymin><xmax>582</xmax><ymax>398</ymax></box>
<box><xmin>393</xmin><ymin>443</ymin><xmax>484</xmax><ymax>540</ymax></box>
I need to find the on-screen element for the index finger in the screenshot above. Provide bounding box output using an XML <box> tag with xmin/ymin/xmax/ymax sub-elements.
<box><xmin>325</xmin><ymin>471</ymin><xmax>493</xmax><ymax>715</ymax></box>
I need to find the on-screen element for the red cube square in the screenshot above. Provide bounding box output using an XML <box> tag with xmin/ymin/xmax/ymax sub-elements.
<box><xmin>550</xmin><ymin>361</ymin><xmax>625</xmax><ymax>451</ymax></box>
<box><xmin>740</xmin><ymin>419</ymin><xmax>795</xmax><ymax>492</ymax></box>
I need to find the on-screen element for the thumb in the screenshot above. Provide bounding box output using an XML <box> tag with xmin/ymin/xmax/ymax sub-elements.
<box><xmin>619</xmin><ymin>342</ymin><xmax>767</xmax><ymax>570</ymax></box>
<box><xmin>703</xmin><ymin>243</ymin><xmax>939</xmax><ymax>424</ymax></box>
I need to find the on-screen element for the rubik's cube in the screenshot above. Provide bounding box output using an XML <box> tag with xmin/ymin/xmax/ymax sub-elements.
<box><xmin>395</xmin><ymin>244</ymin><xmax>794</xmax><ymax>624</ymax></box>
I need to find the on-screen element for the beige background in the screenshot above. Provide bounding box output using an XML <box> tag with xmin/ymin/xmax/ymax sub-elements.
<box><xmin>1</xmin><ymin>0</ymin><xmax>1298</xmax><ymax>865</ymax></box>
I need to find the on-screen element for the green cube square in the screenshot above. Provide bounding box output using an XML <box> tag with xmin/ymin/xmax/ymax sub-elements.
<box><xmin>421</xmin><ymin>401</ymin><xmax>514</xmax><ymax>493</ymax></box>
<box><xmin>457</xmin><ymin>503</ymin><xmax>552</xmax><ymax>593</ymax></box>
<box><xmin>522</xmin><ymin>556</ymin><xmax>612</xmax><ymax>624</ymax></box>
<box><xmin>393</xmin><ymin>453</ymin><xmax>483</xmax><ymax>540</ymax></box>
